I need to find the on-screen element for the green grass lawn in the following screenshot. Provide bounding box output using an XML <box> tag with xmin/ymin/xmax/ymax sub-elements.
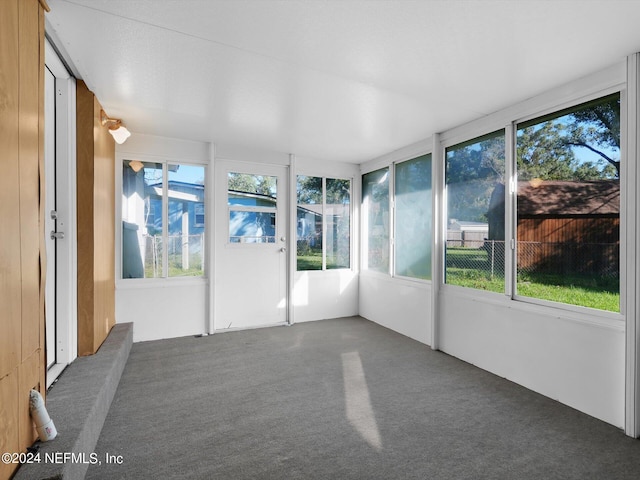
<box><xmin>446</xmin><ymin>247</ymin><xmax>620</xmax><ymax>312</ymax></box>
<box><xmin>296</xmin><ymin>251</ymin><xmax>349</xmax><ymax>270</ymax></box>
<box><xmin>297</xmin><ymin>252</ymin><xmax>323</xmax><ymax>270</ymax></box>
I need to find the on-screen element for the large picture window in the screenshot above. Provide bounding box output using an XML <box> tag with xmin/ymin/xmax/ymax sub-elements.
<box><xmin>395</xmin><ymin>154</ymin><xmax>432</xmax><ymax>280</ymax></box>
<box><xmin>122</xmin><ymin>161</ymin><xmax>206</xmax><ymax>278</ymax></box>
<box><xmin>515</xmin><ymin>93</ymin><xmax>620</xmax><ymax>312</ymax></box>
<box><xmin>445</xmin><ymin>131</ymin><xmax>505</xmax><ymax>292</ymax></box>
<box><xmin>296</xmin><ymin>176</ymin><xmax>351</xmax><ymax>270</ymax></box>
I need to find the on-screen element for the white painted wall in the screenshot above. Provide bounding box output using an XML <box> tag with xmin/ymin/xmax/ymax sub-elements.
<box><xmin>359</xmin><ymin>272</ymin><xmax>431</xmax><ymax>345</ymax></box>
<box><xmin>439</xmin><ymin>288</ymin><xmax>625</xmax><ymax>428</ymax></box>
<box><xmin>293</xmin><ymin>270</ymin><xmax>359</xmax><ymax>322</ymax></box>
<box><xmin>117</xmin><ymin>280</ymin><xmax>208</xmax><ymax>342</ymax></box>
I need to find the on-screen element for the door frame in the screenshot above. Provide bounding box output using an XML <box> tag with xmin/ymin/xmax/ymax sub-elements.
<box><xmin>45</xmin><ymin>38</ymin><xmax>77</xmax><ymax>387</ymax></box>
<box><xmin>213</xmin><ymin>158</ymin><xmax>290</xmax><ymax>331</ymax></box>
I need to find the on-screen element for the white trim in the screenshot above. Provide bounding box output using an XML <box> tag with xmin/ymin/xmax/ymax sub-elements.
<box><xmin>288</xmin><ymin>154</ymin><xmax>297</xmax><ymax>325</ymax></box>
<box><xmin>431</xmin><ymin>132</ymin><xmax>443</xmax><ymax>351</ymax></box>
<box><xmin>625</xmin><ymin>53</ymin><xmax>639</xmax><ymax>437</ymax></box>
<box><xmin>505</xmin><ymin>122</ymin><xmax>516</xmax><ymax>299</ymax></box>
<box><xmin>207</xmin><ymin>143</ymin><xmax>216</xmax><ymax>334</ymax></box>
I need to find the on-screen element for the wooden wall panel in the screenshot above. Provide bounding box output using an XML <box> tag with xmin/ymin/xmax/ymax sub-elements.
<box><xmin>0</xmin><ymin>1</ymin><xmax>47</xmax><ymax>475</ymax></box>
<box><xmin>77</xmin><ymin>81</ymin><xmax>116</xmax><ymax>356</ymax></box>
<box><xmin>77</xmin><ymin>80</ymin><xmax>96</xmax><ymax>356</ymax></box>
<box><xmin>92</xmin><ymin>96</ymin><xmax>116</xmax><ymax>348</ymax></box>
<box><xmin>0</xmin><ymin>372</ymin><xmax>19</xmax><ymax>480</ymax></box>
<box><xmin>19</xmin><ymin>0</ymin><xmax>42</xmax><ymax>362</ymax></box>
<box><xmin>18</xmin><ymin>351</ymin><xmax>40</xmax><ymax>450</ymax></box>
<box><xmin>0</xmin><ymin>0</ymin><xmax>22</xmax><ymax>381</ymax></box>
<box><xmin>38</xmin><ymin>0</ymin><xmax>47</xmax><ymax>397</ymax></box>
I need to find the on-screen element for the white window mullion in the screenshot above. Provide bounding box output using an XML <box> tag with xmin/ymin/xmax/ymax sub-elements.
<box><xmin>162</xmin><ymin>163</ymin><xmax>169</xmax><ymax>277</ymax></box>
<box><xmin>389</xmin><ymin>166</ymin><xmax>395</xmax><ymax>277</ymax></box>
<box><xmin>505</xmin><ymin>122</ymin><xmax>516</xmax><ymax>298</ymax></box>
<box><xmin>322</xmin><ymin>177</ymin><xmax>327</xmax><ymax>270</ymax></box>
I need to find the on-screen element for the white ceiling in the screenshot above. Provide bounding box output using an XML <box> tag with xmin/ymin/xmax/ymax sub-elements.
<box><xmin>46</xmin><ymin>0</ymin><xmax>640</xmax><ymax>164</ymax></box>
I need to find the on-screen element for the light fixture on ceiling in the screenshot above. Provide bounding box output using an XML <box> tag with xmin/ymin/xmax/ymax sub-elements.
<box><xmin>100</xmin><ymin>109</ymin><xmax>131</xmax><ymax>144</ymax></box>
<box><xmin>129</xmin><ymin>160</ymin><xmax>144</xmax><ymax>173</ymax></box>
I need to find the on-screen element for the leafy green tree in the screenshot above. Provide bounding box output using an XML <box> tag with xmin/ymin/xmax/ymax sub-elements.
<box><xmin>517</xmin><ymin>122</ymin><xmax>576</xmax><ymax>180</ymax></box>
<box><xmin>446</xmin><ymin>134</ymin><xmax>504</xmax><ymax>223</ymax></box>
<box><xmin>565</xmin><ymin>94</ymin><xmax>620</xmax><ymax>176</ymax></box>
<box><xmin>297</xmin><ymin>176</ymin><xmax>322</xmax><ymax>204</ymax></box>
<box><xmin>228</xmin><ymin>173</ymin><xmax>276</xmax><ymax>197</ymax></box>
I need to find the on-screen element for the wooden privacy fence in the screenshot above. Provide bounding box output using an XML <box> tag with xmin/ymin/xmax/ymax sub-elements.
<box><xmin>517</xmin><ymin>241</ymin><xmax>619</xmax><ymax>277</ymax></box>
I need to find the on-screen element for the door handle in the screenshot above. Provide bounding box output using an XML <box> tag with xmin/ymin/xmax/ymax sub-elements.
<box><xmin>280</xmin><ymin>247</ymin><xmax>286</xmax><ymax>253</ymax></box>
<box><xmin>50</xmin><ymin>231</ymin><xmax>65</xmax><ymax>240</ymax></box>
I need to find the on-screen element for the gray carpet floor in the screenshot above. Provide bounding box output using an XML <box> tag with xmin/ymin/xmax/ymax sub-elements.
<box><xmin>86</xmin><ymin>316</ymin><xmax>640</xmax><ymax>479</ymax></box>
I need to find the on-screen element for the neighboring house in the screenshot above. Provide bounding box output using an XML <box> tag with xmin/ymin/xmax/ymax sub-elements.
<box><xmin>146</xmin><ymin>180</ymin><xmax>206</xmax><ymax>236</ymax></box>
<box><xmin>447</xmin><ymin>219</ymin><xmax>489</xmax><ymax>248</ymax></box>
<box><xmin>297</xmin><ymin>204</ymin><xmax>323</xmax><ymax>247</ymax></box>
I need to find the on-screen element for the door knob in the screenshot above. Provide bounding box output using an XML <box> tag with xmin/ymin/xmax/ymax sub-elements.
<box><xmin>280</xmin><ymin>247</ymin><xmax>286</xmax><ymax>253</ymax></box>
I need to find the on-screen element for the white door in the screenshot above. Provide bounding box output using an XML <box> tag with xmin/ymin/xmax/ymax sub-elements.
<box><xmin>215</xmin><ymin>160</ymin><xmax>289</xmax><ymax>330</ymax></box>
<box><xmin>45</xmin><ymin>39</ymin><xmax>77</xmax><ymax>387</ymax></box>
<box><xmin>44</xmin><ymin>66</ymin><xmax>57</xmax><ymax>369</ymax></box>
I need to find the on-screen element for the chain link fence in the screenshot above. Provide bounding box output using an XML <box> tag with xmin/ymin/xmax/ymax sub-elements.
<box><xmin>446</xmin><ymin>240</ymin><xmax>619</xmax><ymax>279</ymax></box>
<box><xmin>143</xmin><ymin>233</ymin><xmax>205</xmax><ymax>277</ymax></box>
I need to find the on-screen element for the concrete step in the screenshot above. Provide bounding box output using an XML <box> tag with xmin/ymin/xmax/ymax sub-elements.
<box><xmin>14</xmin><ymin>323</ymin><xmax>133</xmax><ymax>480</ymax></box>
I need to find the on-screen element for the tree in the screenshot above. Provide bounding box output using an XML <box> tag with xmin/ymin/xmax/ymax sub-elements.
<box><xmin>517</xmin><ymin>94</ymin><xmax>620</xmax><ymax>181</ymax></box>
<box><xmin>565</xmin><ymin>94</ymin><xmax>620</xmax><ymax>176</ymax></box>
<box><xmin>446</xmin><ymin>134</ymin><xmax>504</xmax><ymax>223</ymax></box>
<box><xmin>297</xmin><ymin>175</ymin><xmax>322</xmax><ymax>204</ymax></box>
<box><xmin>228</xmin><ymin>173</ymin><xmax>276</xmax><ymax>197</ymax></box>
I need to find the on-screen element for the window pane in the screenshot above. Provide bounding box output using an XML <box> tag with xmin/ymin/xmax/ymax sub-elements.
<box><xmin>167</xmin><ymin>164</ymin><xmax>205</xmax><ymax>277</ymax></box>
<box><xmin>228</xmin><ymin>173</ymin><xmax>277</xmax><ymax>205</ymax></box>
<box><xmin>228</xmin><ymin>172</ymin><xmax>278</xmax><ymax>244</ymax></box>
<box><xmin>516</xmin><ymin>93</ymin><xmax>620</xmax><ymax>312</ymax></box>
<box><xmin>445</xmin><ymin>131</ymin><xmax>505</xmax><ymax>292</ymax></box>
<box><xmin>326</xmin><ymin>178</ymin><xmax>350</xmax><ymax>269</ymax></box>
<box><xmin>229</xmin><ymin>211</ymin><xmax>276</xmax><ymax>243</ymax></box>
<box><xmin>395</xmin><ymin>155</ymin><xmax>432</xmax><ymax>279</ymax></box>
<box><xmin>296</xmin><ymin>176</ymin><xmax>322</xmax><ymax>270</ymax></box>
<box><xmin>122</xmin><ymin>160</ymin><xmax>164</xmax><ymax>278</ymax></box>
<box><xmin>363</xmin><ymin>168</ymin><xmax>390</xmax><ymax>273</ymax></box>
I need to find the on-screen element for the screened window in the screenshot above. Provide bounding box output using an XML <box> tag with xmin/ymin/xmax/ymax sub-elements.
<box><xmin>122</xmin><ymin>161</ymin><xmax>205</xmax><ymax>278</ymax></box>
<box><xmin>362</xmin><ymin>168</ymin><xmax>390</xmax><ymax>273</ymax></box>
<box><xmin>515</xmin><ymin>93</ymin><xmax>620</xmax><ymax>312</ymax></box>
<box><xmin>395</xmin><ymin>154</ymin><xmax>432</xmax><ymax>280</ymax></box>
<box><xmin>228</xmin><ymin>173</ymin><xmax>277</xmax><ymax>243</ymax></box>
<box><xmin>445</xmin><ymin>131</ymin><xmax>505</xmax><ymax>292</ymax></box>
<box><xmin>296</xmin><ymin>176</ymin><xmax>351</xmax><ymax>270</ymax></box>
<box><xmin>297</xmin><ymin>176</ymin><xmax>323</xmax><ymax>270</ymax></box>
<box><xmin>326</xmin><ymin>178</ymin><xmax>351</xmax><ymax>269</ymax></box>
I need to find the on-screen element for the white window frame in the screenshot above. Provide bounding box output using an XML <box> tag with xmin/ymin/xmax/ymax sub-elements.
<box><xmin>510</xmin><ymin>89</ymin><xmax>623</xmax><ymax>316</ymax></box>
<box><xmin>393</xmin><ymin>153</ymin><xmax>433</xmax><ymax>283</ymax></box>
<box><xmin>360</xmin><ymin>146</ymin><xmax>433</xmax><ymax>284</ymax></box>
<box><xmin>117</xmin><ymin>155</ymin><xmax>208</xmax><ymax>282</ymax></box>
<box><xmin>296</xmin><ymin>175</ymin><xmax>353</xmax><ymax>271</ymax></box>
